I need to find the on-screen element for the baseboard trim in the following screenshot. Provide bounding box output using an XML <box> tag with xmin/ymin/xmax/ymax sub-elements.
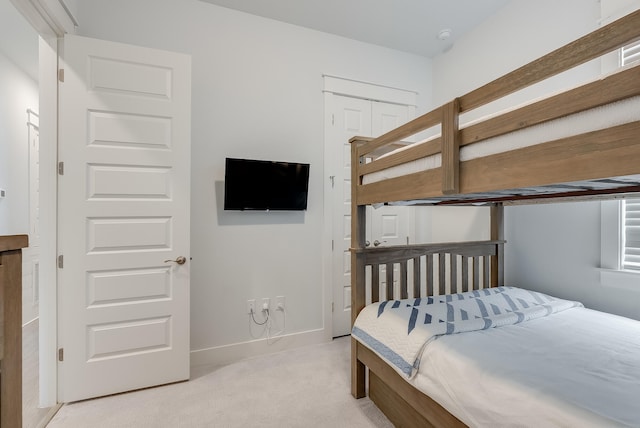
<box><xmin>36</xmin><ymin>403</ymin><xmax>63</xmax><ymax>428</ymax></box>
<box><xmin>190</xmin><ymin>328</ymin><xmax>329</xmax><ymax>368</ymax></box>
<box><xmin>23</xmin><ymin>316</ymin><xmax>39</xmax><ymax>329</ymax></box>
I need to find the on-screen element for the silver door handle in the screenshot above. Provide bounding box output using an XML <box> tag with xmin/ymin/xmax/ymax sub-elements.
<box><xmin>164</xmin><ymin>256</ymin><xmax>187</xmax><ymax>265</ymax></box>
<box><xmin>373</xmin><ymin>240</ymin><xmax>386</xmax><ymax>247</ymax></box>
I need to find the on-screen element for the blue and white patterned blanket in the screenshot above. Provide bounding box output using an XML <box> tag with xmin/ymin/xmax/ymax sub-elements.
<box><xmin>352</xmin><ymin>286</ymin><xmax>582</xmax><ymax>379</ymax></box>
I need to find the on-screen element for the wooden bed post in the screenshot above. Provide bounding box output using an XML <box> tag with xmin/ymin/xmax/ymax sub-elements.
<box><xmin>442</xmin><ymin>98</ymin><xmax>460</xmax><ymax>195</ymax></box>
<box><xmin>490</xmin><ymin>204</ymin><xmax>504</xmax><ymax>287</ymax></box>
<box><xmin>350</xmin><ymin>138</ymin><xmax>367</xmax><ymax>398</ymax></box>
<box><xmin>350</xmin><ymin>234</ymin><xmax>366</xmax><ymax>399</ymax></box>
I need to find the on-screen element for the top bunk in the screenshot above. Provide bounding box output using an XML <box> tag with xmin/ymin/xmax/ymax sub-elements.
<box><xmin>350</xmin><ymin>9</ymin><xmax>640</xmax><ymax>207</ymax></box>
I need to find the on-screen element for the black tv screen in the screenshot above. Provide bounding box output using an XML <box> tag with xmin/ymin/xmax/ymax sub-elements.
<box><xmin>224</xmin><ymin>158</ymin><xmax>310</xmax><ymax>211</ymax></box>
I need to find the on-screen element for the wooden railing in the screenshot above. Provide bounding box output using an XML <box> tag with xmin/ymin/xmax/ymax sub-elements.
<box><xmin>353</xmin><ymin>240</ymin><xmax>504</xmax><ymax>307</ymax></box>
<box><xmin>350</xmin><ymin>9</ymin><xmax>640</xmax><ymax>205</ymax></box>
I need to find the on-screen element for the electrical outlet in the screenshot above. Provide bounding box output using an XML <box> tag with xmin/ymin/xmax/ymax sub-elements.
<box><xmin>261</xmin><ymin>298</ymin><xmax>270</xmax><ymax>312</ymax></box>
<box><xmin>276</xmin><ymin>296</ymin><xmax>285</xmax><ymax>311</ymax></box>
<box><xmin>247</xmin><ymin>299</ymin><xmax>256</xmax><ymax>314</ymax></box>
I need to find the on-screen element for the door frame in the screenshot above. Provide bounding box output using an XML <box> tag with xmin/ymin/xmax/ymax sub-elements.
<box><xmin>10</xmin><ymin>0</ymin><xmax>77</xmax><ymax>408</ymax></box>
<box><xmin>322</xmin><ymin>75</ymin><xmax>417</xmax><ymax>337</ymax></box>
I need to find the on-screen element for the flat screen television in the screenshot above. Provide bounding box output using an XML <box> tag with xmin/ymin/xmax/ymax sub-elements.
<box><xmin>224</xmin><ymin>157</ymin><xmax>310</xmax><ymax>211</ymax></box>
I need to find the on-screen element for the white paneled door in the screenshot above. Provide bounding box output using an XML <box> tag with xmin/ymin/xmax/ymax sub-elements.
<box><xmin>370</xmin><ymin>102</ymin><xmax>414</xmax><ymax>250</ymax></box>
<box><xmin>57</xmin><ymin>35</ymin><xmax>191</xmax><ymax>402</ymax></box>
<box><xmin>330</xmin><ymin>96</ymin><xmax>371</xmax><ymax>338</ymax></box>
<box><xmin>330</xmin><ymin>95</ymin><xmax>414</xmax><ymax>337</ymax></box>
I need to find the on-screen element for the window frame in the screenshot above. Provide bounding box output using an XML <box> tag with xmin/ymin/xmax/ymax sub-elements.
<box><xmin>621</xmin><ymin>198</ymin><xmax>640</xmax><ymax>271</ymax></box>
<box><xmin>621</xmin><ymin>38</ymin><xmax>640</xmax><ymax>67</ymax></box>
<box><xmin>598</xmin><ymin>40</ymin><xmax>640</xmax><ymax>289</ymax></box>
<box><xmin>600</xmin><ymin>200</ymin><xmax>640</xmax><ymax>291</ymax></box>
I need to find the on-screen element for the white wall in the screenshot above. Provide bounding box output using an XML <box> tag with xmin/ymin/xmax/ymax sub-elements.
<box><xmin>0</xmin><ymin>48</ymin><xmax>39</xmax><ymax>323</ymax></box>
<box><xmin>433</xmin><ymin>0</ymin><xmax>601</xmax><ymax>113</ymax></box>
<box><xmin>432</xmin><ymin>0</ymin><xmax>640</xmax><ymax>320</ymax></box>
<box><xmin>0</xmin><ymin>51</ymin><xmax>37</xmax><ymax>236</ymax></box>
<box><xmin>505</xmin><ymin>202</ymin><xmax>640</xmax><ymax>320</ymax></box>
<box><xmin>75</xmin><ymin>0</ymin><xmax>432</xmax><ymax>360</ymax></box>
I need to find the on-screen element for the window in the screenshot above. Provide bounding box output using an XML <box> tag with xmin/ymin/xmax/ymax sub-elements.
<box><xmin>621</xmin><ymin>39</ymin><xmax>640</xmax><ymax>66</ymax></box>
<box><xmin>600</xmin><ymin>199</ymin><xmax>640</xmax><ymax>290</ymax></box>
<box><xmin>598</xmin><ymin>39</ymin><xmax>640</xmax><ymax>287</ymax></box>
<box><xmin>616</xmin><ymin>40</ymin><xmax>640</xmax><ymax>270</ymax></box>
<box><xmin>622</xmin><ymin>198</ymin><xmax>640</xmax><ymax>271</ymax></box>
<box><xmin>598</xmin><ymin>38</ymin><xmax>640</xmax><ymax>288</ymax></box>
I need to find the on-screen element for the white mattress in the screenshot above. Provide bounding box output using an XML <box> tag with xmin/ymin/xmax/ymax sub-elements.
<box><xmin>409</xmin><ymin>306</ymin><xmax>640</xmax><ymax>427</ymax></box>
<box><xmin>363</xmin><ymin>95</ymin><xmax>640</xmax><ymax>189</ymax></box>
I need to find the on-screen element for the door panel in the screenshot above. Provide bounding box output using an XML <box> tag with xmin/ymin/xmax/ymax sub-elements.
<box><xmin>330</xmin><ymin>96</ymin><xmax>371</xmax><ymax>337</ymax></box>
<box><xmin>370</xmin><ymin>100</ymin><xmax>412</xmax><ymax>247</ymax></box>
<box><xmin>372</xmin><ymin>101</ymin><xmax>409</xmax><ymax>136</ymax></box>
<box><xmin>58</xmin><ymin>35</ymin><xmax>191</xmax><ymax>402</ymax></box>
<box><xmin>369</xmin><ymin>102</ymin><xmax>414</xmax><ymax>299</ymax></box>
<box><xmin>330</xmin><ymin>96</ymin><xmax>414</xmax><ymax>337</ymax></box>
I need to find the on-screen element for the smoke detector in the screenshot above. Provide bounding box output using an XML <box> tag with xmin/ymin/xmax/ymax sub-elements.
<box><xmin>437</xmin><ymin>29</ymin><xmax>452</xmax><ymax>41</ymax></box>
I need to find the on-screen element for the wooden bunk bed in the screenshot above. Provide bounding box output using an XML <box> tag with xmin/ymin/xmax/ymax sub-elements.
<box><xmin>349</xmin><ymin>9</ymin><xmax>640</xmax><ymax>428</ymax></box>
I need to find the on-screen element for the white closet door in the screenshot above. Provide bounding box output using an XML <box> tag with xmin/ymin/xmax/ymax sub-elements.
<box><xmin>57</xmin><ymin>35</ymin><xmax>191</xmax><ymax>402</ymax></box>
<box><xmin>330</xmin><ymin>95</ymin><xmax>372</xmax><ymax>338</ymax></box>
<box><xmin>329</xmin><ymin>95</ymin><xmax>414</xmax><ymax>337</ymax></box>
<box><xmin>369</xmin><ymin>101</ymin><xmax>413</xmax><ymax>249</ymax></box>
<box><xmin>369</xmin><ymin>102</ymin><xmax>414</xmax><ymax>300</ymax></box>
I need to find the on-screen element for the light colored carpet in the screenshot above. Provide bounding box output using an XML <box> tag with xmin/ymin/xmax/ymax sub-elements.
<box><xmin>47</xmin><ymin>337</ymin><xmax>393</xmax><ymax>428</ymax></box>
<box><xmin>23</xmin><ymin>318</ymin><xmax>57</xmax><ymax>428</ymax></box>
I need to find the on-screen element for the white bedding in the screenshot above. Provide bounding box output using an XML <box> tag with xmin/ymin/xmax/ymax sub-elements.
<box><xmin>363</xmin><ymin>95</ymin><xmax>640</xmax><ymax>190</ymax></box>
<box><xmin>355</xmin><ymin>297</ymin><xmax>640</xmax><ymax>427</ymax></box>
<box><xmin>351</xmin><ymin>287</ymin><xmax>581</xmax><ymax>379</ymax></box>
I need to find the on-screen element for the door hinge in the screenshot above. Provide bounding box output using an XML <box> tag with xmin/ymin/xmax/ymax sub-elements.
<box><xmin>58</xmin><ymin>161</ymin><xmax>64</xmax><ymax>175</ymax></box>
<box><xmin>58</xmin><ymin>348</ymin><xmax>64</xmax><ymax>362</ymax></box>
<box><xmin>332</xmin><ymin>302</ymin><xmax>334</xmax><ymax>312</ymax></box>
<box><xmin>331</xmin><ymin>114</ymin><xmax>335</xmax><ymax>125</ymax></box>
<box><xmin>58</xmin><ymin>69</ymin><xmax>64</xmax><ymax>82</ymax></box>
<box><xmin>57</xmin><ymin>254</ymin><xmax>64</xmax><ymax>269</ymax></box>
<box><xmin>331</xmin><ymin>239</ymin><xmax>334</xmax><ymax>251</ymax></box>
<box><xmin>329</xmin><ymin>175</ymin><xmax>335</xmax><ymax>188</ymax></box>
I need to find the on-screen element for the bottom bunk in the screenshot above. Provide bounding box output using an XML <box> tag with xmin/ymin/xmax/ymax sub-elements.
<box><xmin>356</xmin><ymin>339</ymin><xmax>465</xmax><ymax>428</ymax></box>
<box><xmin>349</xmin><ymin>209</ymin><xmax>640</xmax><ymax>427</ymax></box>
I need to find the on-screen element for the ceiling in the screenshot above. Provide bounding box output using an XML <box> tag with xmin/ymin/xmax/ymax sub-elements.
<box><xmin>0</xmin><ymin>0</ymin><xmax>512</xmax><ymax>82</ymax></box>
<box><xmin>200</xmin><ymin>0</ymin><xmax>511</xmax><ymax>58</ymax></box>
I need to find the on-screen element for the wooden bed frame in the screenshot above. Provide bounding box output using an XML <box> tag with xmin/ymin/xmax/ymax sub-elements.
<box><xmin>351</xmin><ymin>9</ymin><xmax>640</xmax><ymax>207</ymax></box>
<box><xmin>351</xmin><ymin>206</ymin><xmax>503</xmax><ymax>427</ymax></box>
<box><xmin>0</xmin><ymin>235</ymin><xmax>29</xmax><ymax>428</ymax></box>
<box><xmin>349</xmin><ymin>9</ymin><xmax>640</xmax><ymax>428</ymax></box>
